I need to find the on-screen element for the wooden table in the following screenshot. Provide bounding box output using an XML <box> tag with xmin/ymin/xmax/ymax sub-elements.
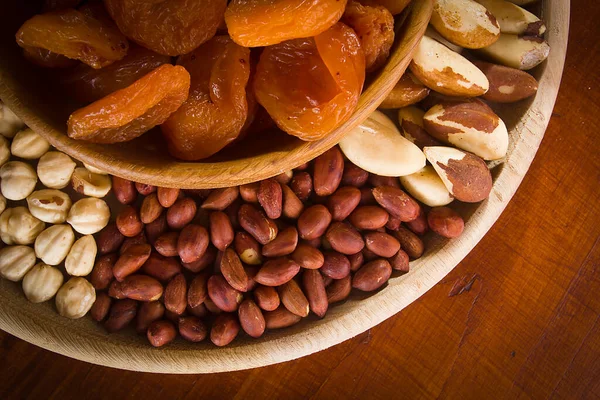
<box><xmin>1</xmin><ymin>6</ymin><xmax>598</xmax><ymax>400</ymax></box>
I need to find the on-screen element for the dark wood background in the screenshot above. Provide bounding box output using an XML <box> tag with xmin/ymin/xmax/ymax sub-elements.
<box><xmin>1</xmin><ymin>4</ymin><xmax>598</xmax><ymax>400</ymax></box>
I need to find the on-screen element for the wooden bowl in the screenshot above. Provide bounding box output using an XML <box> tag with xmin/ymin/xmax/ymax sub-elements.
<box><xmin>0</xmin><ymin>0</ymin><xmax>432</xmax><ymax>189</ymax></box>
<box><xmin>0</xmin><ymin>0</ymin><xmax>568</xmax><ymax>373</ymax></box>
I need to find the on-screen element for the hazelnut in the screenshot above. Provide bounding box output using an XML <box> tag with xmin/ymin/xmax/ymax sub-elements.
<box><xmin>10</xmin><ymin>128</ymin><xmax>50</xmax><ymax>159</ymax></box>
<box><xmin>67</xmin><ymin>198</ymin><xmax>110</xmax><ymax>235</ymax></box>
<box><xmin>65</xmin><ymin>235</ymin><xmax>97</xmax><ymax>276</ymax></box>
<box><xmin>34</xmin><ymin>224</ymin><xmax>75</xmax><ymax>265</ymax></box>
<box><xmin>0</xmin><ymin>102</ymin><xmax>25</xmax><ymax>139</ymax></box>
<box><xmin>0</xmin><ymin>245</ymin><xmax>36</xmax><ymax>281</ymax></box>
<box><xmin>0</xmin><ymin>136</ymin><xmax>9</xmax><ymax>167</ymax></box>
<box><xmin>71</xmin><ymin>167</ymin><xmax>112</xmax><ymax>198</ymax></box>
<box><xmin>0</xmin><ymin>207</ymin><xmax>45</xmax><ymax>245</ymax></box>
<box><xmin>22</xmin><ymin>262</ymin><xmax>64</xmax><ymax>303</ymax></box>
<box><xmin>83</xmin><ymin>162</ymin><xmax>107</xmax><ymax>175</ymax></box>
<box><xmin>26</xmin><ymin>189</ymin><xmax>72</xmax><ymax>223</ymax></box>
<box><xmin>55</xmin><ymin>277</ymin><xmax>96</xmax><ymax>319</ymax></box>
<box><xmin>0</xmin><ymin>161</ymin><xmax>37</xmax><ymax>200</ymax></box>
<box><xmin>37</xmin><ymin>151</ymin><xmax>76</xmax><ymax>189</ymax></box>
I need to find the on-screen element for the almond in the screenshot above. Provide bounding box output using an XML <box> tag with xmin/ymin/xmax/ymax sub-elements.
<box><xmin>398</xmin><ymin>106</ymin><xmax>443</xmax><ymax>149</ymax></box>
<box><xmin>386</xmin><ymin>215</ymin><xmax>402</xmax><ymax>231</ymax></box>
<box><xmin>144</xmin><ymin>213</ymin><xmax>167</xmax><ymax>245</ymax></box>
<box><xmin>406</xmin><ymin>207</ymin><xmax>429</xmax><ymax>235</ymax></box>
<box><xmin>210</xmin><ymin>211</ymin><xmax>234</xmax><ymax>251</ymax></box>
<box><xmin>262</xmin><ymin>226</ymin><xmax>298</xmax><ymax>257</ymax></box>
<box><xmin>254</xmin><ymin>258</ymin><xmax>300</xmax><ymax>286</ymax></box>
<box><xmin>177</xmin><ymin>224</ymin><xmax>209</xmax><ymax>263</ymax></box>
<box><xmin>240</xmin><ymin>182</ymin><xmax>259</xmax><ymax>203</ymax></box>
<box><xmin>182</xmin><ymin>246</ymin><xmax>216</xmax><ymax>273</ymax></box>
<box><xmin>187</xmin><ymin>273</ymin><xmax>209</xmax><ymax>308</ymax></box>
<box><xmin>326</xmin><ymin>275</ymin><xmax>352</xmax><ymax>304</ymax></box>
<box><xmin>297</xmin><ymin>205</ymin><xmax>332</xmax><ymax>240</ymax></box>
<box><xmin>313</xmin><ymin>147</ymin><xmax>344</xmax><ymax>196</ymax></box>
<box><xmin>207</xmin><ymin>275</ymin><xmax>243</xmax><ymax>312</ymax></box>
<box><xmin>389</xmin><ymin>249</ymin><xmax>410</xmax><ymax>272</ymax></box>
<box><xmin>234</xmin><ymin>231</ymin><xmax>262</xmax><ymax>265</ymax></box>
<box><xmin>476</xmin><ymin>33</ymin><xmax>549</xmax><ymax>70</ymax></box>
<box><xmin>274</xmin><ymin>170</ymin><xmax>293</xmax><ymax>185</ymax></box>
<box><xmin>423</xmin><ymin>146</ymin><xmax>492</xmax><ymax>202</ymax></box>
<box><xmin>253</xmin><ymin>285</ymin><xmax>280</xmax><ymax>311</ymax></box>
<box><xmin>135</xmin><ymin>301</ymin><xmax>164</xmax><ymax>333</ymax></box>
<box><xmin>431</xmin><ymin>0</ymin><xmax>500</xmax><ymax>49</ymax></box>
<box><xmin>281</xmin><ymin>184</ymin><xmax>304</xmax><ymax>219</ymax></box>
<box><xmin>409</xmin><ymin>36</ymin><xmax>489</xmax><ymax>96</ymax></box>
<box><xmin>364</xmin><ymin>232</ymin><xmax>401</xmax><ymax>258</ymax></box>
<box><xmin>147</xmin><ymin>320</ymin><xmax>176</xmax><ymax>347</ymax></box>
<box><xmin>393</xmin><ymin>226</ymin><xmax>425</xmax><ymax>259</ymax></box>
<box><xmin>141</xmin><ymin>252</ymin><xmax>181</xmax><ymax>282</ymax></box>
<box><xmin>264</xmin><ymin>306</ymin><xmax>302</xmax><ymax>329</ymax></box>
<box><xmin>244</xmin><ymin>265</ymin><xmax>259</xmax><ymax>291</ymax></box>
<box><xmin>96</xmin><ymin>223</ymin><xmax>125</xmax><ymax>255</ymax></box>
<box><xmin>291</xmin><ymin>244</ymin><xmax>325</xmax><ymax>270</ymax></box>
<box><xmin>90</xmin><ymin>253</ymin><xmax>117</xmax><ymax>290</ymax></box>
<box><xmin>349</xmin><ymin>206</ymin><xmax>389</xmax><ymax>230</ymax></box>
<box><xmin>302</xmin><ymin>269</ymin><xmax>328</xmax><ymax>318</ymax></box>
<box><xmin>278</xmin><ymin>279</ymin><xmax>310</xmax><ymax>317</ymax></box>
<box><xmin>204</xmin><ymin>298</ymin><xmax>222</xmax><ymax>314</ymax></box>
<box><xmin>135</xmin><ymin>182</ymin><xmax>156</xmax><ymax>196</ymax></box>
<box><xmin>258</xmin><ymin>178</ymin><xmax>283</xmax><ymax>219</ymax></box>
<box><xmin>178</xmin><ymin>316</ymin><xmax>207</xmax><ymax>342</ymax></box>
<box><xmin>167</xmin><ymin>197</ymin><xmax>197</xmax><ymax>230</ymax></box>
<box><xmin>348</xmin><ymin>251</ymin><xmax>364</xmax><ymax>272</ymax></box>
<box><xmin>164</xmin><ymin>273</ymin><xmax>187</xmax><ymax>315</ymax></box>
<box><xmin>341</xmin><ymin>161</ymin><xmax>369</xmax><ymax>187</ymax></box>
<box><xmin>140</xmin><ymin>193</ymin><xmax>163</xmax><ymax>224</ymax></box>
<box><xmin>210</xmin><ymin>313</ymin><xmax>240</xmax><ymax>347</ymax></box>
<box><xmin>327</xmin><ymin>186</ymin><xmax>361</xmax><ymax>221</ymax></box>
<box><xmin>154</xmin><ymin>231</ymin><xmax>179</xmax><ymax>257</ymax></box>
<box><xmin>368</xmin><ymin>174</ymin><xmax>400</xmax><ymax>189</ymax></box>
<box><xmin>117</xmin><ymin>274</ymin><xmax>164</xmax><ymax>301</ymax></box>
<box><xmin>238</xmin><ymin>299</ymin><xmax>266</xmax><ymax>338</ymax></box>
<box><xmin>113</xmin><ymin>243</ymin><xmax>151</xmax><ymax>281</ymax></box>
<box><xmin>111</xmin><ymin>176</ymin><xmax>136</xmax><ymax>205</ymax></box>
<box><xmin>120</xmin><ymin>232</ymin><xmax>147</xmax><ymax>256</ymax></box>
<box><xmin>379</xmin><ymin>72</ymin><xmax>430</xmax><ymax>109</ymax></box>
<box><xmin>321</xmin><ymin>252</ymin><xmax>351</xmax><ymax>279</ymax></box>
<box><xmin>399</xmin><ymin>165</ymin><xmax>454</xmax><ymax>207</ymax></box>
<box><xmin>188</xmin><ymin>303</ymin><xmax>208</xmax><ymax>318</ymax></box>
<box><xmin>290</xmin><ymin>172</ymin><xmax>312</xmax><ymax>201</ymax></box>
<box><xmin>220</xmin><ymin>248</ymin><xmax>249</xmax><ymax>292</ymax></box>
<box><xmin>224</xmin><ymin>198</ymin><xmax>242</xmax><ymax>230</ymax></box>
<box><xmin>353</xmin><ymin>259</ymin><xmax>392</xmax><ymax>292</ymax></box>
<box><xmin>372</xmin><ymin>186</ymin><xmax>420</xmax><ymax>222</ymax></box>
<box><xmin>360</xmin><ymin>187</ymin><xmax>376</xmax><ymax>206</ymax></box>
<box><xmin>104</xmin><ymin>299</ymin><xmax>137</xmax><ymax>333</ymax></box>
<box><xmin>238</xmin><ymin>204</ymin><xmax>278</xmax><ymax>245</ymax></box>
<box><xmin>473</xmin><ymin>60</ymin><xmax>538</xmax><ymax>103</ymax></box>
<box><xmin>325</xmin><ymin>222</ymin><xmax>365</xmax><ymax>255</ymax></box>
<box><xmin>362</xmin><ymin>247</ymin><xmax>379</xmax><ymax>262</ymax></box>
<box><xmin>116</xmin><ymin>205</ymin><xmax>143</xmax><ymax>238</ymax></box>
<box><xmin>201</xmin><ymin>187</ymin><xmax>239</xmax><ymax>210</ymax></box>
<box><xmin>90</xmin><ymin>292</ymin><xmax>111</xmax><ymax>322</ymax></box>
<box><xmin>157</xmin><ymin>187</ymin><xmax>180</xmax><ymax>208</ymax></box>
<box><xmin>427</xmin><ymin>206</ymin><xmax>465</xmax><ymax>238</ymax></box>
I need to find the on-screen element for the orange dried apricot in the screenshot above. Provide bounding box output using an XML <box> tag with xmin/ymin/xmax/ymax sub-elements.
<box><xmin>61</xmin><ymin>45</ymin><xmax>171</xmax><ymax>103</ymax></box>
<box><xmin>225</xmin><ymin>0</ymin><xmax>348</xmax><ymax>47</ymax></box>
<box><xmin>15</xmin><ymin>9</ymin><xmax>128</xmax><ymax>69</ymax></box>
<box><xmin>161</xmin><ymin>36</ymin><xmax>251</xmax><ymax>161</ymax></box>
<box><xmin>104</xmin><ymin>0</ymin><xmax>227</xmax><ymax>56</ymax></box>
<box><xmin>254</xmin><ymin>22</ymin><xmax>365</xmax><ymax>141</ymax></box>
<box><xmin>343</xmin><ymin>1</ymin><xmax>395</xmax><ymax>72</ymax></box>
<box><xmin>359</xmin><ymin>0</ymin><xmax>412</xmax><ymax>15</ymax></box>
<box><xmin>22</xmin><ymin>47</ymin><xmax>77</xmax><ymax>68</ymax></box>
<box><xmin>68</xmin><ymin>64</ymin><xmax>190</xmax><ymax>144</ymax></box>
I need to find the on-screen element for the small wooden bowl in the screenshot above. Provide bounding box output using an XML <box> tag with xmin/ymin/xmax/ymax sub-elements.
<box><xmin>0</xmin><ymin>0</ymin><xmax>569</xmax><ymax>373</ymax></box>
<box><xmin>0</xmin><ymin>0</ymin><xmax>433</xmax><ymax>189</ymax></box>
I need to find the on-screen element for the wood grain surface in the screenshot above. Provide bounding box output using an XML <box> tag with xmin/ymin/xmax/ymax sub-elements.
<box><xmin>1</xmin><ymin>2</ymin><xmax>598</xmax><ymax>400</ymax></box>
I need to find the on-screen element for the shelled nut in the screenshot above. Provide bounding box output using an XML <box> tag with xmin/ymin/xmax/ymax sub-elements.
<box><xmin>22</xmin><ymin>263</ymin><xmax>64</xmax><ymax>303</ymax></box>
<box><xmin>55</xmin><ymin>277</ymin><xmax>96</xmax><ymax>319</ymax></box>
<box><xmin>10</xmin><ymin>128</ymin><xmax>50</xmax><ymax>159</ymax></box>
<box><xmin>0</xmin><ymin>161</ymin><xmax>37</xmax><ymax>200</ymax></box>
<box><xmin>34</xmin><ymin>224</ymin><xmax>75</xmax><ymax>265</ymax></box>
<box><xmin>0</xmin><ymin>207</ymin><xmax>45</xmax><ymax>245</ymax></box>
<box><xmin>37</xmin><ymin>151</ymin><xmax>76</xmax><ymax>189</ymax></box>
<box><xmin>0</xmin><ymin>245</ymin><xmax>36</xmax><ymax>282</ymax></box>
<box><xmin>26</xmin><ymin>189</ymin><xmax>72</xmax><ymax>224</ymax></box>
<box><xmin>67</xmin><ymin>198</ymin><xmax>110</xmax><ymax>235</ymax></box>
<box><xmin>65</xmin><ymin>235</ymin><xmax>97</xmax><ymax>276</ymax></box>
<box><xmin>71</xmin><ymin>167</ymin><xmax>112</xmax><ymax>198</ymax></box>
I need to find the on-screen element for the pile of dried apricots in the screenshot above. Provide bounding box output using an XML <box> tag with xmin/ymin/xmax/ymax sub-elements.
<box><xmin>15</xmin><ymin>0</ymin><xmax>408</xmax><ymax>160</ymax></box>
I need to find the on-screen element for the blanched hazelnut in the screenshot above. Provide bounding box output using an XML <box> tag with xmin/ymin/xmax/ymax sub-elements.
<box><xmin>37</xmin><ymin>151</ymin><xmax>76</xmax><ymax>189</ymax></box>
<box><xmin>0</xmin><ymin>207</ymin><xmax>45</xmax><ymax>245</ymax></box>
<box><xmin>0</xmin><ymin>136</ymin><xmax>9</xmax><ymax>167</ymax></box>
<box><xmin>10</xmin><ymin>128</ymin><xmax>50</xmax><ymax>159</ymax></box>
<box><xmin>0</xmin><ymin>193</ymin><xmax>5</xmax><ymax>215</ymax></box>
<box><xmin>71</xmin><ymin>167</ymin><xmax>112</xmax><ymax>198</ymax></box>
<box><xmin>55</xmin><ymin>277</ymin><xmax>96</xmax><ymax>319</ymax></box>
<box><xmin>0</xmin><ymin>161</ymin><xmax>37</xmax><ymax>200</ymax></box>
<box><xmin>22</xmin><ymin>262</ymin><xmax>64</xmax><ymax>303</ymax></box>
<box><xmin>83</xmin><ymin>162</ymin><xmax>107</xmax><ymax>175</ymax></box>
<box><xmin>26</xmin><ymin>189</ymin><xmax>72</xmax><ymax>223</ymax></box>
<box><xmin>34</xmin><ymin>224</ymin><xmax>75</xmax><ymax>265</ymax></box>
<box><xmin>67</xmin><ymin>198</ymin><xmax>110</xmax><ymax>235</ymax></box>
<box><xmin>65</xmin><ymin>235</ymin><xmax>97</xmax><ymax>276</ymax></box>
<box><xmin>0</xmin><ymin>245</ymin><xmax>36</xmax><ymax>281</ymax></box>
<box><xmin>0</xmin><ymin>103</ymin><xmax>25</xmax><ymax>139</ymax></box>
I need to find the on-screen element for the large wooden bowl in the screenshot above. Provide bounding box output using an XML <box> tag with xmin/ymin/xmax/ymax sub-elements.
<box><xmin>0</xmin><ymin>0</ymin><xmax>433</xmax><ymax>189</ymax></box>
<box><xmin>0</xmin><ymin>0</ymin><xmax>568</xmax><ymax>373</ymax></box>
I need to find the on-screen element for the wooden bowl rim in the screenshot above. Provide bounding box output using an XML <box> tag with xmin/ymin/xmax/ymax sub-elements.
<box><xmin>0</xmin><ymin>0</ymin><xmax>569</xmax><ymax>373</ymax></box>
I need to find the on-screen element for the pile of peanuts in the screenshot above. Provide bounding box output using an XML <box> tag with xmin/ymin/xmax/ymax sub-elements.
<box><xmin>90</xmin><ymin>146</ymin><xmax>465</xmax><ymax>347</ymax></box>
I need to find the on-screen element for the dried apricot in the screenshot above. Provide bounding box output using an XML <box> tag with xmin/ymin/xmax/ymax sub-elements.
<box><xmin>16</xmin><ymin>9</ymin><xmax>129</xmax><ymax>69</ymax></box>
<box><xmin>343</xmin><ymin>1</ymin><xmax>395</xmax><ymax>72</ymax></box>
<box><xmin>22</xmin><ymin>47</ymin><xmax>77</xmax><ymax>68</ymax></box>
<box><xmin>254</xmin><ymin>22</ymin><xmax>365</xmax><ymax>141</ymax></box>
<box><xmin>161</xmin><ymin>36</ymin><xmax>251</xmax><ymax>161</ymax></box>
<box><xmin>61</xmin><ymin>45</ymin><xmax>171</xmax><ymax>103</ymax></box>
<box><xmin>225</xmin><ymin>0</ymin><xmax>348</xmax><ymax>47</ymax></box>
<box><xmin>104</xmin><ymin>0</ymin><xmax>227</xmax><ymax>56</ymax></box>
<box><xmin>68</xmin><ymin>64</ymin><xmax>190</xmax><ymax>144</ymax></box>
<box><xmin>359</xmin><ymin>0</ymin><xmax>412</xmax><ymax>15</ymax></box>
